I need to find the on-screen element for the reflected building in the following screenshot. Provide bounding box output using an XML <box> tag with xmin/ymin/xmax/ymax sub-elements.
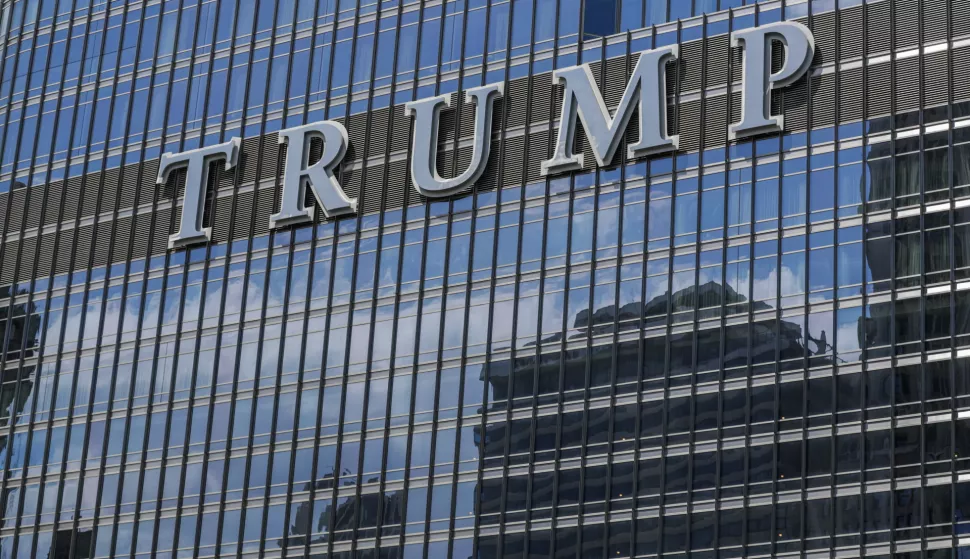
<box><xmin>0</xmin><ymin>0</ymin><xmax>968</xmax><ymax>558</ymax></box>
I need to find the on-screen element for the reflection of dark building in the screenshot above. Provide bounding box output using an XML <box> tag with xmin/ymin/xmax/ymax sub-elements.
<box><xmin>486</xmin><ymin>281</ymin><xmax>819</xmax><ymax>408</ymax></box>
<box><xmin>1</xmin><ymin>297</ymin><xmax>42</xmax><ymax>431</ymax></box>
<box><xmin>284</xmin><ymin>480</ymin><xmax>332</xmax><ymax>548</ymax></box>
<box><xmin>575</xmin><ymin>281</ymin><xmax>760</xmax><ymax>332</ymax></box>
<box><xmin>0</xmin><ymin>365</ymin><xmax>34</xmax><ymax>430</ymax></box>
<box><xmin>475</xmin><ymin>279</ymin><xmax>831</xmax><ymax>527</ymax></box>
<box><xmin>50</xmin><ymin>528</ymin><xmax>93</xmax><ymax>559</ymax></box>
<box><xmin>284</xmin><ymin>479</ymin><xmax>403</xmax><ymax>549</ymax></box>
<box><xmin>2</xmin><ymin>299</ymin><xmax>43</xmax><ymax>360</ymax></box>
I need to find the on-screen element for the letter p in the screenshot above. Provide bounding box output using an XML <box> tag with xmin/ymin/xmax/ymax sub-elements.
<box><xmin>729</xmin><ymin>21</ymin><xmax>815</xmax><ymax>140</ymax></box>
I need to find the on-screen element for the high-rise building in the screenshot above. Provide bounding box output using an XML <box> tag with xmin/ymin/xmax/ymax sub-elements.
<box><xmin>0</xmin><ymin>0</ymin><xmax>968</xmax><ymax>557</ymax></box>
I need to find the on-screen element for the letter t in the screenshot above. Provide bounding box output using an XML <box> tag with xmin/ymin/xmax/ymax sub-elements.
<box><xmin>156</xmin><ymin>138</ymin><xmax>241</xmax><ymax>249</ymax></box>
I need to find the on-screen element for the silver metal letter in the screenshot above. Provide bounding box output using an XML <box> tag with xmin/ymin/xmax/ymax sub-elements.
<box><xmin>269</xmin><ymin>121</ymin><xmax>356</xmax><ymax>229</ymax></box>
<box><xmin>729</xmin><ymin>21</ymin><xmax>815</xmax><ymax>140</ymax></box>
<box><xmin>404</xmin><ymin>83</ymin><xmax>504</xmax><ymax>198</ymax></box>
<box><xmin>541</xmin><ymin>46</ymin><xmax>680</xmax><ymax>176</ymax></box>
<box><xmin>157</xmin><ymin>138</ymin><xmax>241</xmax><ymax>249</ymax></box>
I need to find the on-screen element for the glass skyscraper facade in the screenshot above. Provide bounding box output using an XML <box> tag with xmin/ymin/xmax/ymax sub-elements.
<box><xmin>0</xmin><ymin>0</ymin><xmax>970</xmax><ymax>558</ymax></box>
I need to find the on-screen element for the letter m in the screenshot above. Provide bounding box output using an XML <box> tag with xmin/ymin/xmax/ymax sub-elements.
<box><xmin>541</xmin><ymin>46</ymin><xmax>680</xmax><ymax>176</ymax></box>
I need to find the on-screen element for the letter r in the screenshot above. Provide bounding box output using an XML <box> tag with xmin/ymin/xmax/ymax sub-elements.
<box><xmin>270</xmin><ymin>121</ymin><xmax>356</xmax><ymax>229</ymax></box>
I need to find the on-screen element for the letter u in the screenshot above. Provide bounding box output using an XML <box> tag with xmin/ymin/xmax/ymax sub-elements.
<box><xmin>404</xmin><ymin>83</ymin><xmax>504</xmax><ymax>198</ymax></box>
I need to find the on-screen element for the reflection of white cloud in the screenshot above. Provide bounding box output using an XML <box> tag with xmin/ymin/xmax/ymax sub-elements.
<box><xmin>101</xmin><ymin>300</ymin><xmax>121</xmax><ymax>334</ymax></box>
<box><xmin>516</xmin><ymin>296</ymin><xmax>538</xmax><ymax>340</ymax></box>
<box><xmin>836</xmin><ymin>309</ymin><xmax>863</xmax><ymax>354</ymax></box>
<box><xmin>350</xmin><ymin>324</ymin><xmax>372</xmax><ymax>363</ymax></box>
<box><xmin>541</xmin><ymin>292</ymin><xmax>563</xmax><ymax>334</ymax></box>
<box><xmin>491</xmin><ymin>300</ymin><xmax>514</xmax><ymax>346</ymax></box>
<box><xmin>371</xmin><ymin>320</ymin><xmax>394</xmax><ymax>361</ymax></box>
<box><xmin>465</xmin><ymin>304</ymin><xmax>490</xmax><ymax>345</ymax></box>
<box><xmin>419</xmin><ymin>312</ymin><xmax>440</xmax><ymax>354</ymax></box>
<box><xmin>367</xmin><ymin>379</ymin><xmax>389</xmax><ymax>414</ymax></box>
<box><xmin>571</xmin><ymin>213</ymin><xmax>593</xmax><ymax>252</ymax></box>
<box><xmin>597</xmin><ymin>208</ymin><xmax>619</xmax><ymax>247</ymax></box>
<box><xmin>224</xmin><ymin>277</ymin><xmax>244</xmax><ymax>313</ymax></box>
<box><xmin>394</xmin><ymin>316</ymin><xmax>416</xmax><ymax>356</ymax></box>
<box><xmin>645</xmin><ymin>276</ymin><xmax>667</xmax><ymax>302</ymax></box>
<box><xmin>836</xmin><ymin>320</ymin><xmax>859</xmax><ymax>354</ymax></box>
<box><xmin>378</xmin><ymin>257</ymin><xmax>397</xmax><ymax>286</ymax></box>
<box><xmin>385</xmin><ymin>435</ymin><xmax>408</xmax><ymax>469</ymax></box>
<box><xmin>44</xmin><ymin>311</ymin><xmax>63</xmax><ymax>349</ymax></box>
<box><xmin>62</xmin><ymin>307</ymin><xmax>82</xmax><ymax>344</ymax></box>
<box><xmin>671</xmin><ymin>271</ymin><xmax>693</xmax><ymax>293</ymax></box>
<box><xmin>752</xmin><ymin>264</ymin><xmax>804</xmax><ymax>301</ymax></box>
<box><xmin>442</xmin><ymin>309</ymin><xmax>466</xmax><ymax>349</ymax></box>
